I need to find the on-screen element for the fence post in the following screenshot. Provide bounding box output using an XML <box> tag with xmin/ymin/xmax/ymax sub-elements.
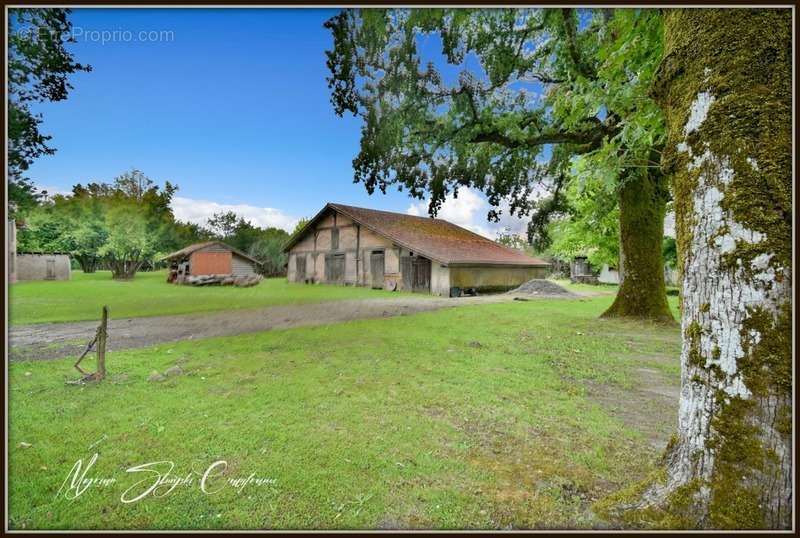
<box><xmin>97</xmin><ymin>305</ymin><xmax>108</xmax><ymax>379</ymax></box>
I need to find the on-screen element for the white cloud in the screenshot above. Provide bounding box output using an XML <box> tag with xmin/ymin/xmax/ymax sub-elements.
<box><xmin>406</xmin><ymin>187</ymin><xmax>529</xmax><ymax>240</ymax></box>
<box><xmin>171</xmin><ymin>196</ymin><xmax>299</xmax><ymax>232</ymax></box>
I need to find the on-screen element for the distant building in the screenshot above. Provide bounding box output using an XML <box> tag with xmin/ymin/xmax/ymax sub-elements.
<box><xmin>162</xmin><ymin>241</ymin><xmax>260</xmax><ymax>283</ymax></box>
<box><xmin>283</xmin><ymin>203</ymin><xmax>550</xmax><ymax>296</ymax></box>
<box><xmin>598</xmin><ymin>264</ymin><xmax>621</xmax><ymax>285</ymax></box>
<box><xmin>570</xmin><ymin>255</ymin><xmax>599</xmax><ymax>285</ymax></box>
<box><xmin>16</xmin><ymin>253</ymin><xmax>71</xmax><ymax>281</ymax></box>
<box><xmin>574</xmin><ymin>258</ymin><xmax>677</xmax><ymax>287</ymax></box>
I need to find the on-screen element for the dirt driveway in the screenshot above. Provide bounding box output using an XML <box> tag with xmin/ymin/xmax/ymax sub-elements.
<box><xmin>9</xmin><ymin>294</ymin><xmax>544</xmax><ymax>361</ymax></box>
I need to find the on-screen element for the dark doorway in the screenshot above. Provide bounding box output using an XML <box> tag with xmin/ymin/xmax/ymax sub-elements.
<box><xmin>370</xmin><ymin>251</ymin><xmax>385</xmax><ymax>289</ymax></box>
<box><xmin>45</xmin><ymin>259</ymin><xmax>56</xmax><ymax>280</ymax></box>
<box><xmin>326</xmin><ymin>253</ymin><xmax>346</xmax><ymax>284</ymax></box>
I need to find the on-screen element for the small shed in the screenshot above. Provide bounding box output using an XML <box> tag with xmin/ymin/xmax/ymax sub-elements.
<box><xmin>162</xmin><ymin>241</ymin><xmax>260</xmax><ymax>283</ymax></box>
<box><xmin>16</xmin><ymin>252</ymin><xmax>71</xmax><ymax>281</ymax></box>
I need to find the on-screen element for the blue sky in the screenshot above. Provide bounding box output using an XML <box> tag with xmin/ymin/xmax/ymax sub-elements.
<box><xmin>25</xmin><ymin>8</ymin><xmax>530</xmax><ymax>236</ymax></box>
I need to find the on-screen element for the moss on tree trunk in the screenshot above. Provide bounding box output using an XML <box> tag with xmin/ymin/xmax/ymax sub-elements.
<box><xmin>601</xmin><ymin>170</ymin><xmax>674</xmax><ymax>323</ymax></box>
<box><xmin>633</xmin><ymin>8</ymin><xmax>792</xmax><ymax>529</ymax></box>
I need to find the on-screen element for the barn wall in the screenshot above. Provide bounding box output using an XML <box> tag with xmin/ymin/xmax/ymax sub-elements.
<box><xmin>16</xmin><ymin>254</ymin><xmax>71</xmax><ymax>281</ymax></box>
<box><xmin>431</xmin><ymin>263</ymin><xmax>451</xmax><ymax>296</ymax></box>
<box><xmin>449</xmin><ymin>265</ymin><xmax>548</xmax><ymax>292</ymax></box>
<box><xmin>313</xmin><ymin>252</ymin><xmax>325</xmax><ymax>281</ymax></box>
<box><xmin>232</xmin><ymin>253</ymin><xmax>257</xmax><ymax>276</ymax></box>
<box><xmin>356</xmin><ymin>227</ymin><xmax>397</xmax><ymax>289</ymax></box>
<box><xmin>287</xmin><ymin>209</ymin><xmax>398</xmax><ymax>288</ymax></box>
<box><xmin>287</xmin><ymin>252</ymin><xmax>296</xmax><ymax>281</ymax></box>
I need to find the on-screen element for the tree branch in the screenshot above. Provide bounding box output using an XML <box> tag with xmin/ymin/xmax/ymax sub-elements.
<box><xmin>560</xmin><ymin>8</ymin><xmax>597</xmax><ymax>80</ymax></box>
<box><xmin>469</xmin><ymin>123</ymin><xmax>610</xmax><ymax>152</ymax></box>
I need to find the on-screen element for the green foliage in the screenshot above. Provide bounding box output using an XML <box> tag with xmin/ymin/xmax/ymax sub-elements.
<box><xmin>205</xmin><ymin>211</ymin><xmax>240</xmax><ymax>240</ymax></box>
<box><xmin>248</xmin><ymin>232</ymin><xmax>289</xmax><ymax>277</ymax></box>
<box><xmin>548</xmin><ymin>175</ymin><xmax>620</xmax><ymax>268</ymax></box>
<box><xmin>17</xmin><ymin>169</ymin><xmax>185</xmax><ymax>279</ymax></box>
<box><xmin>661</xmin><ymin>237</ymin><xmax>677</xmax><ymax>269</ymax></box>
<box><xmin>202</xmin><ymin>210</ymin><xmax>291</xmax><ymax>275</ymax></box>
<box><xmin>325</xmin><ymin>8</ymin><xmax>664</xmax><ymax>229</ymax></box>
<box><xmin>98</xmin><ymin>203</ymin><xmax>157</xmax><ymax>280</ymax></box>
<box><xmin>7</xmin><ymin>8</ymin><xmax>90</xmax><ymax>215</ymax></box>
<box><xmin>292</xmin><ymin>217</ymin><xmax>310</xmax><ymax>236</ymax></box>
<box><xmin>16</xmin><ymin>208</ymin><xmax>69</xmax><ymax>253</ymax></box>
<box><xmin>495</xmin><ymin>228</ymin><xmax>533</xmax><ymax>253</ymax></box>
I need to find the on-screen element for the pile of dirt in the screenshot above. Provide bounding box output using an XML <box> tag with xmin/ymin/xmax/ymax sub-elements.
<box><xmin>508</xmin><ymin>279</ymin><xmax>576</xmax><ymax>297</ymax></box>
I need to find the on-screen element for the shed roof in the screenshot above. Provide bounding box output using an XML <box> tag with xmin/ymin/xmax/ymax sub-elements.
<box><xmin>284</xmin><ymin>203</ymin><xmax>549</xmax><ymax>267</ymax></box>
<box><xmin>161</xmin><ymin>241</ymin><xmax>260</xmax><ymax>265</ymax></box>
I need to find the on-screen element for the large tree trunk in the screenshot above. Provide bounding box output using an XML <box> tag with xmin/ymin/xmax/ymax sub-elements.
<box><xmin>644</xmin><ymin>9</ymin><xmax>791</xmax><ymax>528</ymax></box>
<box><xmin>76</xmin><ymin>255</ymin><xmax>98</xmax><ymax>274</ymax></box>
<box><xmin>601</xmin><ymin>169</ymin><xmax>674</xmax><ymax>322</ymax></box>
<box><xmin>109</xmin><ymin>257</ymin><xmax>141</xmax><ymax>280</ymax></box>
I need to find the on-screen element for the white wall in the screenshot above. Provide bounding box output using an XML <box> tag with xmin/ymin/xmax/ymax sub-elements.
<box><xmin>598</xmin><ymin>264</ymin><xmax>620</xmax><ymax>284</ymax></box>
<box><xmin>16</xmin><ymin>254</ymin><xmax>71</xmax><ymax>281</ymax></box>
<box><xmin>431</xmin><ymin>263</ymin><xmax>451</xmax><ymax>296</ymax></box>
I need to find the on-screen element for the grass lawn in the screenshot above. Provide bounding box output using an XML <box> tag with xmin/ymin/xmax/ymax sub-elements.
<box><xmin>8</xmin><ymin>294</ymin><xmax>681</xmax><ymax>530</ymax></box>
<box><xmin>9</xmin><ymin>270</ymin><xmax>420</xmax><ymax>325</ymax></box>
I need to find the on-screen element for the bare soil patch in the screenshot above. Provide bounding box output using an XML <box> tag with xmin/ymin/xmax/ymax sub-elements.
<box><xmin>586</xmin><ymin>362</ymin><xmax>679</xmax><ymax>452</ymax></box>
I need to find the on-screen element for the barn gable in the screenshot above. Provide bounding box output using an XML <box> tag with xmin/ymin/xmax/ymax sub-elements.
<box><xmin>162</xmin><ymin>241</ymin><xmax>260</xmax><ymax>277</ymax></box>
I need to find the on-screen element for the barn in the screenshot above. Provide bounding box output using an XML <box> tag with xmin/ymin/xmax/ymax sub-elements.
<box><xmin>15</xmin><ymin>252</ymin><xmax>72</xmax><ymax>281</ymax></box>
<box><xmin>162</xmin><ymin>241</ymin><xmax>260</xmax><ymax>283</ymax></box>
<box><xmin>284</xmin><ymin>203</ymin><xmax>550</xmax><ymax>296</ymax></box>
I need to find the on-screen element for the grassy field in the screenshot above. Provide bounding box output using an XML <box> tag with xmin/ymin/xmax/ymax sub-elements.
<box><xmin>8</xmin><ymin>294</ymin><xmax>681</xmax><ymax>530</ymax></box>
<box><xmin>9</xmin><ymin>270</ymin><xmax>419</xmax><ymax>325</ymax></box>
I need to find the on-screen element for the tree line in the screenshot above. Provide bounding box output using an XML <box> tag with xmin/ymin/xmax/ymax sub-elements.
<box><xmin>16</xmin><ymin>169</ymin><xmax>293</xmax><ymax>280</ymax></box>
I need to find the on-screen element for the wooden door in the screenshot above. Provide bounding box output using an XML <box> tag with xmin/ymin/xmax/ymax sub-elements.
<box><xmin>326</xmin><ymin>253</ymin><xmax>345</xmax><ymax>284</ymax></box>
<box><xmin>400</xmin><ymin>256</ymin><xmax>413</xmax><ymax>290</ymax></box>
<box><xmin>45</xmin><ymin>259</ymin><xmax>56</xmax><ymax>280</ymax></box>
<box><xmin>370</xmin><ymin>251</ymin><xmax>385</xmax><ymax>289</ymax></box>
<box><xmin>412</xmin><ymin>257</ymin><xmax>431</xmax><ymax>293</ymax></box>
<box><xmin>295</xmin><ymin>255</ymin><xmax>306</xmax><ymax>282</ymax></box>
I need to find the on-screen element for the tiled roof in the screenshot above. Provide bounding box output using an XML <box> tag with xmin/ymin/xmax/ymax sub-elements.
<box><xmin>161</xmin><ymin>241</ymin><xmax>260</xmax><ymax>264</ymax></box>
<box><xmin>285</xmin><ymin>203</ymin><xmax>549</xmax><ymax>267</ymax></box>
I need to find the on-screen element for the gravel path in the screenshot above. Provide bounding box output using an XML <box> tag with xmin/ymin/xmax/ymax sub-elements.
<box><xmin>9</xmin><ymin>294</ymin><xmax>533</xmax><ymax>361</ymax></box>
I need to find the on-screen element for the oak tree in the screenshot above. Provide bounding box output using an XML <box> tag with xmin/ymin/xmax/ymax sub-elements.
<box><xmin>326</xmin><ymin>8</ymin><xmax>673</xmax><ymax>320</ymax></box>
<box><xmin>641</xmin><ymin>9</ymin><xmax>792</xmax><ymax>528</ymax></box>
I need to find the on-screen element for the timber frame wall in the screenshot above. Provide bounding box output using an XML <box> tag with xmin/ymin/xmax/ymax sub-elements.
<box><xmin>286</xmin><ymin>209</ymin><xmax>446</xmax><ymax>293</ymax></box>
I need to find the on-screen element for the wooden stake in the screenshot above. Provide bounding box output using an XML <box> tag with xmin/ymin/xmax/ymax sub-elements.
<box><xmin>96</xmin><ymin>305</ymin><xmax>108</xmax><ymax>380</ymax></box>
<box><xmin>69</xmin><ymin>305</ymin><xmax>108</xmax><ymax>384</ymax></box>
